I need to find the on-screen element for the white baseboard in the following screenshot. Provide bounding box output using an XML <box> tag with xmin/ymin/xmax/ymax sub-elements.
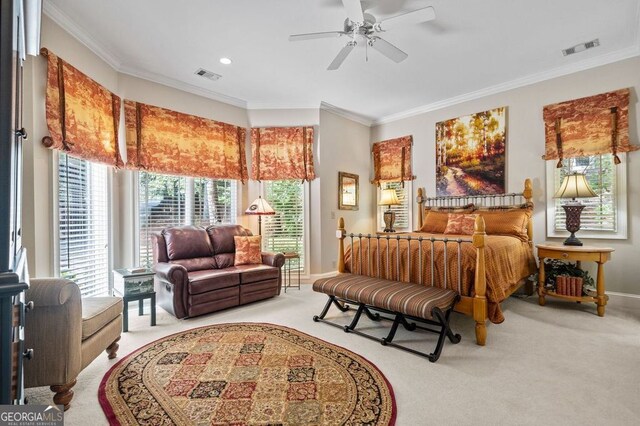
<box><xmin>606</xmin><ymin>291</ymin><xmax>640</xmax><ymax>309</ymax></box>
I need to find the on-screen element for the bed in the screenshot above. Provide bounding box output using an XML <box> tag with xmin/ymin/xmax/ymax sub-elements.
<box><xmin>336</xmin><ymin>179</ymin><xmax>537</xmax><ymax>346</ymax></box>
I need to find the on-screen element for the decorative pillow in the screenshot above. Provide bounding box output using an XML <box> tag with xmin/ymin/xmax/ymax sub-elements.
<box><xmin>476</xmin><ymin>208</ymin><xmax>532</xmax><ymax>242</ymax></box>
<box><xmin>419</xmin><ymin>204</ymin><xmax>475</xmax><ymax>233</ymax></box>
<box><xmin>444</xmin><ymin>213</ymin><xmax>478</xmax><ymax>235</ymax></box>
<box><xmin>474</xmin><ymin>202</ymin><xmax>534</xmax><ymax>212</ymax></box>
<box><xmin>234</xmin><ymin>235</ymin><xmax>262</xmax><ymax>265</ymax></box>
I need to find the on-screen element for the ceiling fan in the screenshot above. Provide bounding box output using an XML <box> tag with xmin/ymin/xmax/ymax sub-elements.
<box><xmin>289</xmin><ymin>0</ymin><xmax>435</xmax><ymax>70</ymax></box>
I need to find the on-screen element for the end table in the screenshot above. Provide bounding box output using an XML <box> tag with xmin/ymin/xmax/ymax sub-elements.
<box><xmin>112</xmin><ymin>268</ymin><xmax>157</xmax><ymax>332</ymax></box>
<box><xmin>282</xmin><ymin>252</ymin><xmax>301</xmax><ymax>293</ymax></box>
<box><xmin>536</xmin><ymin>243</ymin><xmax>614</xmax><ymax>316</ymax></box>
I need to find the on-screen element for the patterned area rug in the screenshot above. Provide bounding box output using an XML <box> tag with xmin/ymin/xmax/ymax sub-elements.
<box><xmin>99</xmin><ymin>323</ymin><xmax>396</xmax><ymax>425</ymax></box>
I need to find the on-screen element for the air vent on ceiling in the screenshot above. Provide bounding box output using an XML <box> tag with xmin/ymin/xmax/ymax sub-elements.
<box><xmin>194</xmin><ymin>68</ymin><xmax>222</xmax><ymax>81</ymax></box>
<box><xmin>562</xmin><ymin>39</ymin><xmax>600</xmax><ymax>56</ymax></box>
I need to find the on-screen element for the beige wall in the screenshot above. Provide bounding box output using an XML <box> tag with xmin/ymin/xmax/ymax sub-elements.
<box><xmin>371</xmin><ymin>56</ymin><xmax>640</xmax><ymax>294</ymax></box>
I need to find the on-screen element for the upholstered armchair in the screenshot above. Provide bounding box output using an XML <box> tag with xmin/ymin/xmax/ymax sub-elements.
<box><xmin>24</xmin><ymin>278</ymin><xmax>123</xmax><ymax>410</ymax></box>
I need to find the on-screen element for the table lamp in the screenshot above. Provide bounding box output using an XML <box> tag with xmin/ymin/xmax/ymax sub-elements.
<box><xmin>245</xmin><ymin>196</ymin><xmax>275</xmax><ymax>235</ymax></box>
<box><xmin>553</xmin><ymin>172</ymin><xmax>597</xmax><ymax>246</ymax></box>
<box><xmin>379</xmin><ymin>188</ymin><xmax>400</xmax><ymax>232</ymax></box>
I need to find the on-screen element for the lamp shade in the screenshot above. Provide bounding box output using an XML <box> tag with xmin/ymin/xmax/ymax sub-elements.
<box><xmin>379</xmin><ymin>188</ymin><xmax>400</xmax><ymax>206</ymax></box>
<box><xmin>554</xmin><ymin>173</ymin><xmax>597</xmax><ymax>199</ymax></box>
<box><xmin>245</xmin><ymin>196</ymin><xmax>275</xmax><ymax>215</ymax></box>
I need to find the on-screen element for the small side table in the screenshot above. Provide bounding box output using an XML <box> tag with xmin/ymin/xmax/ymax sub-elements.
<box><xmin>282</xmin><ymin>252</ymin><xmax>301</xmax><ymax>293</ymax></box>
<box><xmin>536</xmin><ymin>243</ymin><xmax>614</xmax><ymax>316</ymax></box>
<box><xmin>112</xmin><ymin>269</ymin><xmax>157</xmax><ymax>332</ymax></box>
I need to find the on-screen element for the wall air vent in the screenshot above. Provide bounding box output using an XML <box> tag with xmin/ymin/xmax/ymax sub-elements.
<box><xmin>194</xmin><ymin>68</ymin><xmax>222</xmax><ymax>81</ymax></box>
<box><xmin>562</xmin><ymin>39</ymin><xmax>600</xmax><ymax>56</ymax></box>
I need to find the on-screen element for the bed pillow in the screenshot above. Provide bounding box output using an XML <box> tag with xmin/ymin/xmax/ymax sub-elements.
<box><xmin>419</xmin><ymin>204</ymin><xmax>474</xmax><ymax>233</ymax></box>
<box><xmin>444</xmin><ymin>213</ymin><xmax>478</xmax><ymax>235</ymax></box>
<box><xmin>234</xmin><ymin>235</ymin><xmax>262</xmax><ymax>265</ymax></box>
<box><xmin>476</xmin><ymin>207</ymin><xmax>532</xmax><ymax>242</ymax></box>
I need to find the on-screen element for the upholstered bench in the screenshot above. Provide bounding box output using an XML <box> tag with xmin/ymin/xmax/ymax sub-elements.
<box><xmin>313</xmin><ymin>273</ymin><xmax>461</xmax><ymax>362</ymax></box>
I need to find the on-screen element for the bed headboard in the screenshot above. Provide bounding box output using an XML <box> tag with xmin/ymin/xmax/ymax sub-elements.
<box><xmin>416</xmin><ymin>178</ymin><xmax>534</xmax><ymax>244</ymax></box>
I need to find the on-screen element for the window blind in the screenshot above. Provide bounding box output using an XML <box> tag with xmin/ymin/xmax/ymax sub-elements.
<box><xmin>554</xmin><ymin>154</ymin><xmax>616</xmax><ymax>232</ymax></box>
<box><xmin>262</xmin><ymin>180</ymin><xmax>305</xmax><ymax>273</ymax></box>
<box><xmin>138</xmin><ymin>172</ymin><xmax>187</xmax><ymax>268</ymax></box>
<box><xmin>379</xmin><ymin>182</ymin><xmax>410</xmax><ymax>231</ymax></box>
<box><xmin>58</xmin><ymin>154</ymin><xmax>109</xmax><ymax>297</ymax></box>
<box><xmin>193</xmin><ymin>178</ymin><xmax>237</xmax><ymax>226</ymax></box>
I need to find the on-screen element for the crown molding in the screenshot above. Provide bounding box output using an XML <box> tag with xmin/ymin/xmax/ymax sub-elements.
<box><xmin>374</xmin><ymin>44</ymin><xmax>640</xmax><ymax>126</ymax></box>
<box><xmin>319</xmin><ymin>102</ymin><xmax>373</xmax><ymax>127</ymax></box>
<box><xmin>43</xmin><ymin>0</ymin><xmax>122</xmax><ymax>70</ymax></box>
<box><xmin>117</xmin><ymin>64</ymin><xmax>248</xmax><ymax>109</ymax></box>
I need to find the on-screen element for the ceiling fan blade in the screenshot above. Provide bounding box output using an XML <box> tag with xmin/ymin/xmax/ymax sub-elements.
<box><xmin>378</xmin><ymin>6</ymin><xmax>436</xmax><ymax>31</ymax></box>
<box><xmin>288</xmin><ymin>31</ymin><xmax>345</xmax><ymax>42</ymax></box>
<box><xmin>369</xmin><ymin>37</ymin><xmax>408</xmax><ymax>63</ymax></box>
<box><xmin>342</xmin><ymin>0</ymin><xmax>364</xmax><ymax>23</ymax></box>
<box><xmin>327</xmin><ymin>42</ymin><xmax>356</xmax><ymax>70</ymax></box>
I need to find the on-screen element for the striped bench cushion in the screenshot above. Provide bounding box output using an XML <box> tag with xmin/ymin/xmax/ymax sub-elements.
<box><xmin>313</xmin><ymin>273</ymin><xmax>457</xmax><ymax>321</ymax></box>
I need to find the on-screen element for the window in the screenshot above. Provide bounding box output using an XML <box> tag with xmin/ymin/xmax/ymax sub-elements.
<box><xmin>378</xmin><ymin>181</ymin><xmax>412</xmax><ymax>232</ymax></box>
<box><xmin>262</xmin><ymin>180</ymin><xmax>306</xmax><ymax>273</ymax></box>
<box><xmin>137</xmin><ymin>172</ymin><xmax>237</xmax><ymax>268</ymax></box>
<box><xmin>547</xmin><ymin>153</ymin><xmax>627</xmax><ymax>239</ymax></box>
<box><xmin>58</xmin><ymin>154</ymin><xmax>110</xmax><ymax>297</ymax></box>
<box><xmin>193</xmin><ymin>178</ymin><xmax>237</xmax><ymax>227</ymax></box>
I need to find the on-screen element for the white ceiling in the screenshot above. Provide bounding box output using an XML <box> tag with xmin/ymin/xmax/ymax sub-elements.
<box><xmin>45</xmin><ymin>0</ymin><xmax>640</xmax><ymax>124</ymax></box>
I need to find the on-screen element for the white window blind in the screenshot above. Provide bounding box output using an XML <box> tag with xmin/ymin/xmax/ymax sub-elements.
<box><xmin>262</xmin><ymin>180</ymin><xmax>305</xmax><ymax>273</ymax></box>
<box><xmin>138</xmin><ymin>172</ymin><xmax>187</xmax><ymax>268</ymax></box>
<box><xmin>378</xmin><ymin>182</ymin><xmax>411</xmax><ymax>231</ymax></box>
<box><xmin>58</xmin><ymin>154</ymin><xmax>109</xmax><ymax>297</ymax></box>
<box><xmin>553</xmin><ymin>155</ymin><xmax>616</xmax><ymax>232</ymax></box>
<box><xmin>193</xmin><ymin>178</ymin><xmax>237</xmax><ymax>227</ymax></box>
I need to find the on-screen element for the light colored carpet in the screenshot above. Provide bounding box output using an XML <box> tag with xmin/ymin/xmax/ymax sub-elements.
<box><xmin>25</xmin><ymin>285</ymin><xmax>640</xmax><ymax>425</ymax></box>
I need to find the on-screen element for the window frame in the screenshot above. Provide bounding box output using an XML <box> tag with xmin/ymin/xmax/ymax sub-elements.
<box><xmin>259</xmin><ymin>180</ymin><xmax>310</xmax><ymax>276</ymax></box>
<box><xmin>545</xmin><ymin>153</ymin><xmax>628</xmax><ymax>240</ymax></box>
<box><xmin>52</xmin><ymin>151</ymin><xmax>114</xmax><ymax>296</ymax></box>
<box><xmin>376</xmin><ymin>181</ymin><xmax>413</xmax><ymax>233</ymax></box>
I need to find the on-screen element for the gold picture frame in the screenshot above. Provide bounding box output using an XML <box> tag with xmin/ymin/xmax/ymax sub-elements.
<box><xmin>338</xmin><ymin>172</ymin><xmax>359</xmax><ymax>210</ymax></box>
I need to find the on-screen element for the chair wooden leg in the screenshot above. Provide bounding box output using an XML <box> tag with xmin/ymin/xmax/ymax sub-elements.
<box><xmin>106</xmin><ymin>336</ymin><xmax>121</xmax><ymax>359</ymax></box>
<box><xmin>51</xmin><ymin>379</ymin><xmax>76</xmax><ymax>411</ymax></box>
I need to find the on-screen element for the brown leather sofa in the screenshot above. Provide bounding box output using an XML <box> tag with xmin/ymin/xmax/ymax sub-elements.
<box><xmin>152</xmin><ymin>225</ymin><xmax>285</xmax><ymax>318</ymax></box>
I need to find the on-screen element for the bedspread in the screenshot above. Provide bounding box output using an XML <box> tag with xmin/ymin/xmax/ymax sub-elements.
<box><xmin>343</xmin><ymin>233</ymin><xmax>536</xmax><ymax>323</ymax></box>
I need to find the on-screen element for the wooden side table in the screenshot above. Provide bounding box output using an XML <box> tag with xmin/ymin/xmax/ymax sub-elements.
<box><xmin>112</xmin><ymin>269</ymin><xmax>157</xmax><ymax>332</ymax></box>
<box><xmin>282</xmin><ymin>252</ymin><xmax>301</xmax><ymax>293</ymax></box>
<box><xmin>536</xmin><ymin>243</ymin><xmax>614</xmax><ymax>316</ymax></box>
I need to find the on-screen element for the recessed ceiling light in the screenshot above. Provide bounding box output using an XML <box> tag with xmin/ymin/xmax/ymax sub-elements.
<box><xmin>219</xmin><ymin>57</ymin><xmax>232</xmax><ymax>65</ymax></box>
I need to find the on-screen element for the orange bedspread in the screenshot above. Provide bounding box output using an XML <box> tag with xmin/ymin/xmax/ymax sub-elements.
<box><xmin>343</xmin><ymin>233</ymin><xmax>536</xmax><ymax>323</ymax></box>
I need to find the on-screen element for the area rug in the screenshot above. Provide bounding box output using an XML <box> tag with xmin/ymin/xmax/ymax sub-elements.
<box><xmin>99</xmin><ymin>323</ymin><xmax>396</xmax><ymax>425</ymax></box>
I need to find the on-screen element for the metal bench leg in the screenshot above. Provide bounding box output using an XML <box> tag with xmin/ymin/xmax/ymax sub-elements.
<box><xmin>381</xmin><ymin>314</ymin><xmax>403</xmax><ymax>345</ymax></box>
<box><xmin>428</xmin><ymin>307</ymin><xmax>461</xmax><ymax>363</ymax></box>
<box><xmin>314</xmin><ymin>296</ymin><xmax>335</xmax><ymax>321</ymax></box>
<box><xmin>345</xmin><ymin>303</ymin><xmax>365</xmax><ymax>332</ymax></box>
<box><xmin>362</xmin><ymin>306</ymin><xmax>381</xmax><ymax>322</ymax></box>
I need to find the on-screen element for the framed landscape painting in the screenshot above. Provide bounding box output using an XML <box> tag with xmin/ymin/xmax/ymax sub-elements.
<box><xmin>435</xmin><ymin>107</ymin><xmax>507</xmax><ymax>196</ymax></box>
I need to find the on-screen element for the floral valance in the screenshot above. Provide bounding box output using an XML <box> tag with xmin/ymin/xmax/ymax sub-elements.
<box><xmin>124</xmin><ymin>100</ymin><xmax>248</xmax><ymax>182</ymax></box>
<box><xmin>371</xmin><ymin>135</ymin><xmax>415</xmax><ymax>185</ymax></box>
<box><xmin>543</xmin><ymin>88</ymin><xmax>638</xmax><ymax>167</ymax></box>
<box><xmin>41</xmin><ymin>48</ymin><xmax>123</xmax><ymax>167</ymax></box>
<box><xmin>250</xmin><ymin>126</ymin><xmax>316</xmax><ymax>181</ymax></box>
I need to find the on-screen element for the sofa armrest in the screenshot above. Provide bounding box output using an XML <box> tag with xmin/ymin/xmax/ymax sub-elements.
<box><xmin>154</xmin><ymin>262</ymin><xmax>188</xmax><ymax>285</ymax></box>
<box><xmin>261</xmin><ymin>252</ymin><xmax>285</xmax><ymax>268</ymax></box>
<box><xmin>24</xmin><ymin>278</ymin><xmax>83</xmax><ymax>388</ymax></box>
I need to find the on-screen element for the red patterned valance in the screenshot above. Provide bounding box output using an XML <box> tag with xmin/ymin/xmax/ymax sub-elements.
<box><xmin>41</xmin><ymin>48</ymin><xmax>123</xmax><ymax>167</ymax></box>
<box><xmin>250</xmin><ymin>127</ymin><xmax>316</xmax><ymax>181</ymax></box>
<box><xmin>371</xmin><ymin>135</ymin><xmax>415</xmax><ymax>185</ymax></box>
<box><xmin>543</xmin><ymin>89</ymin><xmax>638</xmax><ymax>166</ymax></box>
<box><xmin>124</xmin><ymin>100</ymin><xmax>248</xmax><ymax>182</ymax></box>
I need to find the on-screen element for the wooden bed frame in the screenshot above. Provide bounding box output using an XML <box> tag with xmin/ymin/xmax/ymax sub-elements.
<box><xmin>336</xmin><ymin>178</ymin><xmax>534</xmax><ymax>346</ymax></box>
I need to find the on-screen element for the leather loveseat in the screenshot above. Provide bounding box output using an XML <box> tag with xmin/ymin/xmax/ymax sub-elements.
<box><xmin>152</xmin><ymin>225</ymin><xmax>285</xmax><ymax>318</ymax></box>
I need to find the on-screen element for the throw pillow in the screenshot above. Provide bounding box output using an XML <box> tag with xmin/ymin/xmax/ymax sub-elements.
<box><xmin>234</xmin><ymin>235</ymin><xmax>262</xmax><ymax>265</ymax></box>
<box><xmin>476</xmin><ymin>208</ymin><xmax>532</xmax><ymax>242</ymax></box>
<box><xmin>419</xmin><ymin>204</ymin><xmax>475</xmax><ymax>233</ymax></box>
<box><xmin>444</xmin><ymin>213</ymin><xmax>478</xmax><ymax>235</ymax></box>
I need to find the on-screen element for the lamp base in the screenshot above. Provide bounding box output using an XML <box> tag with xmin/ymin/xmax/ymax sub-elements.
<box><xmin>563</xmin><ymin>232</ymin><xmax>583</xmax><ymax>246</ymax></box>
<box><xmin>383</xmin><ymin>210</ymin><xmax>396</xmax><ymax>233</ymax></box>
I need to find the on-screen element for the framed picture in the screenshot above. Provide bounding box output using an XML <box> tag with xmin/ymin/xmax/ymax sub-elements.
<box><xmin>338</xmin><ymin>172</ymin><xmax>359</xmax><ymax>210</ymax></box>
<box><xmin>435</xmin><ymin>107</ymin><xmax>507</xmax><ymax>196</ymax></box>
